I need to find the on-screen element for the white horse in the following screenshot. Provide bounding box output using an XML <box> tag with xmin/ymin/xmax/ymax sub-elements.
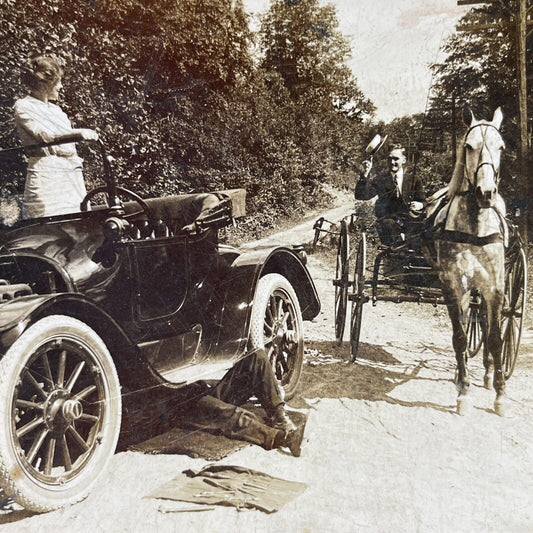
<box><xmin>430</xmin><ymin>107</ymin><xmax>509</xmax><ymax>416</ymax></box>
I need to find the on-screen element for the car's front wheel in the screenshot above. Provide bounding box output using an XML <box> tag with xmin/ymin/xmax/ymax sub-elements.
<box><xmin>249</xmin><ymin>274</ymin><xmax>304</xmax><ymax>400</ymax></box>
<box><xmin>0</xmin><ymin>315</ymin><xmax>121</xmax><ymax>512</ymax></box>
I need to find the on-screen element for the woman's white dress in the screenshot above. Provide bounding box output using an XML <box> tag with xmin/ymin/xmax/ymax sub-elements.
<box><xmin>14</xmin><ymin>95</ymin><xmax>87</xmax><ymax>219</ymax></box>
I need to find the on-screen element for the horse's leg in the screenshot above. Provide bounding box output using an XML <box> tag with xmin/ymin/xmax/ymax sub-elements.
<box><xmin>486</xmin><ymin>290</ymin><xmax>508</xmax><ymax>416</ymax></box>
<box><xmin>441</xmin><ymin>283</ymin><xmax>471</xmax><ymax>414</ymax></box>
<box><xmin>481</xmin><ymin>298</ymin><xmax>493</xmax><ymax>389</ymax></box>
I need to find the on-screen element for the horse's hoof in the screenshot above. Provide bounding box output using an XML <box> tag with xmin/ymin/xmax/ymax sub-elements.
<box><xmin>494</xmin><ymin>396</ymin><xmax>511</xmax><ymax>417</ymax></box>
<box><xmin>484</xmin><ymin>374</ymin><xmax>492</xmax><ymax>390</ymax></box>
<box><xmin>457</xmin><ymin>395</ymin><xmax>472</xmax><ymax>416</ymax></box>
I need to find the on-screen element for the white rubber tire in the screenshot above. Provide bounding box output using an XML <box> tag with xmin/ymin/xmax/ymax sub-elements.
<box><xmin>0</xmin><ymin>315</ymin><xmax>121</xmax><ymax>512</ymax></box>
<box><xmin>249</xmin><ymin>274</ymin><xmax>304</xmax><ymax>400</ymax></box>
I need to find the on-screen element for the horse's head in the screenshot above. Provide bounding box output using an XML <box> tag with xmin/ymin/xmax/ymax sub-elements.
<box><xmin>462</xmin><ymin>107</ymin><xmax>505</xmax><ymax>208</ymax></box>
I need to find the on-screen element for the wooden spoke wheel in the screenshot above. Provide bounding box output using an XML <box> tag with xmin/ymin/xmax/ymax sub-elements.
<box><xmin>334</xmin><ymin>220</ymin><xmax>350</xmax><ymax>346</ymax></box>
<box><xmin>501</xmin><ymin>244</ymin><xmax>527</xmax><ymax>379</ymax></box>
<box><xmin>350</xmin><ymin>233</ymin><xmax>367</xmax><ymax>362</ymax></box>
<box><xmin>0</xmin><ymin>316</ymin><xmax>121</xmax><ymax>512</ymax></box>
<box><xmin>249</xmin><ymin>274</ymin><xmax>304</xmax><ymax>400</ymax></box>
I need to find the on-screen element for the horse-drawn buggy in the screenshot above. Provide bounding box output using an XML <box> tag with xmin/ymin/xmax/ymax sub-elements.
<box><xmin>314</xmin><ymin>108</ymin><xmax>528</xmax><ymax>416</ymax></box>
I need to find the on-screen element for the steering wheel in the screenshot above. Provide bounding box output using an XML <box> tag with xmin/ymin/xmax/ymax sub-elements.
<box><xmin>80</xmin><ymin>186</ymin><xmax>154</xmax><ymax>221</ymax></box>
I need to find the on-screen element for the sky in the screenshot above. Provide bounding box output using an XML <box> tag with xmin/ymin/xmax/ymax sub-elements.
<box><xmin>244</xmin><ymin>0</ymin><xmax>469</xmax><ymax>122</ymax></box>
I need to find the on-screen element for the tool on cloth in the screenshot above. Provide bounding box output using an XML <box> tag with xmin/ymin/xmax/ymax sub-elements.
<box><xmin>203</xmin><ymin>477</ymin><xmax>236</xmax><ymax>493</ymax></box>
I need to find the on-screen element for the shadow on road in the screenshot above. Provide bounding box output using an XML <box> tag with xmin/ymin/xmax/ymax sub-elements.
<box><xmin>0</xmin><ymin>338</ymin><xmax>457</xmax><ymax>522</ymax></box>
<box><xmin>118</xmin><ymin>385</ymin><xmax>206</xmax><ymax>451</ymax></box>
<box><xmin>291</xmin><ymin>340</ymin><xmax>456</xmax><ymax>414</ymax></box>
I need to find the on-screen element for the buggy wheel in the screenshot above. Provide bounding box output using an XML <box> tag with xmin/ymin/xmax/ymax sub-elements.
<box><xmin>0</xmin><ymin>316</ymin><xmax>121</xmax><ymax>512</ymax></box>
<box><xmin>466</xmin><ymin>290</ymin><xmax>483</xmax><ymax>357</ymax></box>
<box><xmin>501</xmin><ymin>246</ymin><xmax>527</xmax><ymax>379</ymax></box>
<box><xmin>249</xmin><ymin>274</ymin><xmax>304</xmax><ymax>400</ymax></box>
<box><xmin>350</xmin><ymin>233</ymin><xmax>367</xmax><ymax>362</ymax></box>
<box><xmin>334</xmin><ymin>219</ymin><xmax>350</xmax><ymax>346</ymax></box>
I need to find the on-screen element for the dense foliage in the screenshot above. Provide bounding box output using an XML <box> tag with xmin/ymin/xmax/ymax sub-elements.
<box><xmin>429</xmin><ymin>1</ymin><xmax>531</xmax><ymax>205</ymax></box>
<box><xmin>0</xmin><ymin>0</ymin><xmax>373</xmax><ymax>232</ymax></box>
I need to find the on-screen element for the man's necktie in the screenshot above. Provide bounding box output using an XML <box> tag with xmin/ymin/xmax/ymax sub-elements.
<box><xmin>393</xmin><ymin>176</ymin><xmax>400</xmax><ymax>197</ymax></box>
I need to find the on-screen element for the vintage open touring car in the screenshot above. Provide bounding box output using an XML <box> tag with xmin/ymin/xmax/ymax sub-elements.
<box><xmin>0</xmin><ymin>135</ymin><xmax>320</xmax><ymax>512</ymax></box>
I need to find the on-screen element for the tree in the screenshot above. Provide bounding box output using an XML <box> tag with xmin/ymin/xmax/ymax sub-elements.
<box><xmin>257</xmin><ymin>0</ymin><xmax>373</xmax><ymax>194</ymax></box>
<box><xmin>259</xmin><ymin>0</ymin><xmax>373</xmax><ymax>117</ymax></box>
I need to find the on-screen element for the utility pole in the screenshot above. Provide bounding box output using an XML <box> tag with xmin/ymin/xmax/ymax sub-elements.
<box><xmin>517</xmin><ymin>0</ymin><xmax>529</xmax><ymax>243</ymax></box>
<box><xmin>457</xmin><ymin>0</ymin><xmax>530</xmax><ymax>242</ymax></box>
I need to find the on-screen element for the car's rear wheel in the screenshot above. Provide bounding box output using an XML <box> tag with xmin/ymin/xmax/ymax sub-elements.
<box><xmin>0</xmin><ymin>315</ymin><xmax>121</xmax><ymax>512</ymax></box>
<box><xmin>249</xmin><ymin>274</ymin><xmax>304</xmax><ymax>401</ymax></box>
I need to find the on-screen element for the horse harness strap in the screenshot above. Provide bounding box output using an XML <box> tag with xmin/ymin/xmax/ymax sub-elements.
<box><xmin>464</xmin><ymin>122</ymin><xmax>502</xmax><ymax>140</ymax></box>
<box><xmin>463</xmin><ymin>122</ymin><xmax>503</xmax><ymax>189</ymax></box>
<box><xmin>431</xmin><ymin>194</ymin><xmax>508</xmax><ymax>247</ymax></box>
<box><xmin>434</xmin><ymin>228</ymin><xmax>504</xmax><ymax>246</ymax></box>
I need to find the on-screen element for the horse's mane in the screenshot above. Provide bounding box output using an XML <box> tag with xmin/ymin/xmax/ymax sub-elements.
<box><xmin>448</xmin><ymin>136</ymin><xmax>465</xmax><ymax>197</ymax></box>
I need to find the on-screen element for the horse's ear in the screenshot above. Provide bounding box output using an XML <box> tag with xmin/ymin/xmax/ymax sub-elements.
<box><xmin>492</xmin><ymin>107</ymin><xmax>503</xmax><ymax>129</ymax></box>
<box><xmin>461</xmin><ymin>105</ymin><xmax>476</xmax><ymax>125</ymax></box>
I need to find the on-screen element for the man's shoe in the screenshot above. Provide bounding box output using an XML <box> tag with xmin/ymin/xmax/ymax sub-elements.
<box><xmin>271</xmin><ymin>405</ymin><xmax>297</xmax><ymax>435</ymax></box>
<box><xmin>283</xmin><ymin>419</ymin><xmax>307</xmax><ymax>457</ymax></box>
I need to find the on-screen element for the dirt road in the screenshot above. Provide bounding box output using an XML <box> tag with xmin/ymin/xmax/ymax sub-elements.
<box><xmin>2</xmin><ymin>200</ymin><xmax>533</xmax><ymax>532</ymax></box>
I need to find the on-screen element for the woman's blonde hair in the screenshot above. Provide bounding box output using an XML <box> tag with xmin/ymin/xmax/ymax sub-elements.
<box><xmin>22</xmin><ymin>55</ymin><xmax>64</xmax><ymax>92</ymax></box>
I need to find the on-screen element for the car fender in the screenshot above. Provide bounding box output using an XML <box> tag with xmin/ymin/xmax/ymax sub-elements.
<box><xmin>0</xmin><ymin>293</ymin><xmax>153</xmax><ymax>388</ymax></box>
<box><xmin>215</xmin><ymin>246</ymin><xmax>320</xmax><ymax>355</ymax></box>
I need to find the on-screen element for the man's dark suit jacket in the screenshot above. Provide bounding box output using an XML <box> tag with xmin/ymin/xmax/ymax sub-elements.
<box><xmin>354</xmin><ymin>171</ymin><xmax>426</xmax><ymax>220</ymax></box>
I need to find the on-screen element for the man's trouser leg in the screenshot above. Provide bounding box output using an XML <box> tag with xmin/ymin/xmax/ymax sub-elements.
<box><xmin>377</xmin><ymin>217</ymin><xmax>400</xmax><ymax>246</ymax></box>
<box><xmin>193</xmin><ymin>395</ymin><xmax>282</xmax><ymax>450</ymax></box>
<box><xmin>210</xmin><ymin>348</ymin><xmax>284</xmax><ymax>417</ymax></box>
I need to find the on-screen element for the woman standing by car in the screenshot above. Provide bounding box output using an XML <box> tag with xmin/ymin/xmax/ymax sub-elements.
<box><xmin>14</xmin><ymin>55</ymin><xmax>98</xmax><ymax>218</ymax></box>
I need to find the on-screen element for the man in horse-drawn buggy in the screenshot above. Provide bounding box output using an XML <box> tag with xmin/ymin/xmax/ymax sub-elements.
<box><xmin>354</xmin><ymin>143</ymin><xmax>426</xmax><ymax>246</ymax></box>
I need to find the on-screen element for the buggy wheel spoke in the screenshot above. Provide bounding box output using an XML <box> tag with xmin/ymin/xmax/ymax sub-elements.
<box><xmin>276</xmin><ymin>299</ymin><xmax>283</xmax><ymax>320</ymax></box>
<box><xmin>279</xmin><ymin>352</ymin><xmax>290</xmax><ymax>372</ymax></box>
<box><xmin>79</xmin><ymin>413</ymin><xmax>99</xmax><ymax>424</ymax></box>
<box><xmin>267</xmin><ymin>344</ymin><xmax>275</xmax><ymax>360</ymax></box>
<box><xmin>266</xmin><ymin>298</ymin><xmax>275</xmax><ymax>323</ymax></box>
<box><xmin>263</xmin><ymin>321</ymin><xmax>274</xmax><ymax>335</ymax></box>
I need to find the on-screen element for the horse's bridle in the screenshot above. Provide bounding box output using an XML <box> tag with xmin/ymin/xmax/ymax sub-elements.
<box><xmin>462</xmin><ymin>122</ymin><xmax>503</xmax><ymax>193</ymax></box>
